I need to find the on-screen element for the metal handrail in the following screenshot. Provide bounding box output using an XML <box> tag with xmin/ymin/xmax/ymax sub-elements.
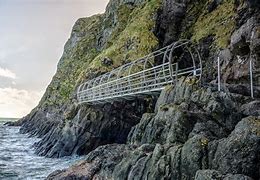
<box><xmin>77</xmin><ymin>40</ymin><xmax>202</xmax><ymax>104</ymax></box>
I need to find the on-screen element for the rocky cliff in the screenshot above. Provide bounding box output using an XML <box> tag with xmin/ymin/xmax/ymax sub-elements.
<box><xmin>11</xmin><ymin>0</ymin><xmax>260</xmax><ymax>179</ymax></box>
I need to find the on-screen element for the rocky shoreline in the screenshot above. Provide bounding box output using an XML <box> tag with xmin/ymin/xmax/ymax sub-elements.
<box><xmin>8</xmin><ymin>0</ymin><xmax>260</xmax><ymax>179</ymax></box>
<box><xmin>47</xmin><ymin>77</ymin><xmax>260</xmax><ymax>179</ymax></box>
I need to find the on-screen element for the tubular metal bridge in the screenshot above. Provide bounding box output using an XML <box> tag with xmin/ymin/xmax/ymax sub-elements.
<box><xmin>77</xmin><ymin>40</ymin><xmax>202</xmax><ymax>104</ymax></box>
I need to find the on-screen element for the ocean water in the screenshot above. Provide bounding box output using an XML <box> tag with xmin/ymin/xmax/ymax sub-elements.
<box><xmin>0</xmin><ymin>119</ymin><xmax>82</xmax><ymax>180</ymax></box>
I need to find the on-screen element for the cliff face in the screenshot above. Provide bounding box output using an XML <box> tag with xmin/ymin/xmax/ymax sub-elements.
<box><xmin>19</xmin><ymin>0</ymin><xmax>161</xmax><ymax>157</ymax></box>
<box><xmin>14</xmin><ymin>0</ymin><xmax>260</xmax><ymax>179</ymax></box>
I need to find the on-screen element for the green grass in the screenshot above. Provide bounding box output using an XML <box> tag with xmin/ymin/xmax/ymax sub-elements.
<box><xmin>183</xmin><ymin>0</ymin><xmax>236</xmax><ymax>48</ymax></box>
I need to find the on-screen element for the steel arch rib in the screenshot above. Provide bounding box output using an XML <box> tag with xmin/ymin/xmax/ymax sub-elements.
<box><xmin>78</xmin><ymin>40</ymin><xmax>202</xmax><ymax>104</ymax></box>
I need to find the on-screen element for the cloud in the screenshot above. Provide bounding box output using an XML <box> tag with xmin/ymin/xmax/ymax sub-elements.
<box><xmin>0</xmin><ymin>67</ymin><xmax>16</xmax><ymax>79</ymax></box>
<box><xmin>0</xmin><ymin>87</ymin><xmax>43</xmax><ymax>118</ymax></box>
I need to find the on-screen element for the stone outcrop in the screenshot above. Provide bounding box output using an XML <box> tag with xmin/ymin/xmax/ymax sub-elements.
<box><xmin>34</xmin><ymin>100</ymin><xmax>154</xmax><ymax>158</ymax></box>
<box><xmin>47</xmin><ymin>78</ymin><xmax>260</xmax><ymax>179</ymax></box>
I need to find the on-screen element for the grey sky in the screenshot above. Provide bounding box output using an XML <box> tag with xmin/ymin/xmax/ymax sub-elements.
<box><xmin>0</xmin><ymin>0</ymin><xmax>109</xmax><ymax>118</ymax></box>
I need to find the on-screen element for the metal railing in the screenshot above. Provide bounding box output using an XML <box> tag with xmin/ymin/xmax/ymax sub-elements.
<box><xmin>77</xmin><ymin>40</ymin><xmax>202</xmax><ymax>104</ymax></box>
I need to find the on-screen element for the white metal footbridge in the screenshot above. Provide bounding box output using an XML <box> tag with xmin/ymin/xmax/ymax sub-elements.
<box><xmin>77</xmin><ymin>40</ymin><xmax>202</xmax><ymax>104</ymax></box>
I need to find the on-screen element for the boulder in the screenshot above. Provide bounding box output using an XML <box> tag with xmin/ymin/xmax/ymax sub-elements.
<box><xmin>47</xmin><ymin>144</ymin><xmax>133</xmax><ymax>180</ymax></box>
<box><xmin>210</xmin><ymin>116</ymin><xmax>260</xmax><ymax>179</ymax></box>
<box><xmin>181</xmin><ymin>135</ymin><xmax>209</xmax><ymax>179</ymax></box>
<box><xmin>240</xmin><ymin>100</ymin><xmax>260</xmax><ymax>116</ymax></box>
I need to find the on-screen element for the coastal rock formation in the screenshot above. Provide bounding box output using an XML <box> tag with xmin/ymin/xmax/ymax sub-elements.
<box><xmin>47</xmin><ymin>78</ymin><xmax>260</xmax><ymax>180</ymax></box>
<box><xmin>9</xmin><ymin>0</ymin><xmax>260</xmax><ymax>179</ymax></box>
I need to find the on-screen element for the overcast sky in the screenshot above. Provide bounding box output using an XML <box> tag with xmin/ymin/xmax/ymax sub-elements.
<box><xmin>0</xmin><ymin>0</ymin><xmax>109</xmax><ymax>118</ymax></box>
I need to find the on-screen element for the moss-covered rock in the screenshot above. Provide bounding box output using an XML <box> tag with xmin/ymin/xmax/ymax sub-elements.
<box><xmin>191</xmin><ymin>0</ymin><xmax>236</xmax><ymax>48</ymax></box>
<box><xmin>37</xmin><ymin>0</ymin><xmax>161</xmax><ymax>110</ymax></box>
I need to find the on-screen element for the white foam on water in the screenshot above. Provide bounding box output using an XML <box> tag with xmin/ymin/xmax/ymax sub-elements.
<box><xmin>0</xmin><ymin>120</ymin><xmax>83</xmax><ymax>180</ymax></box>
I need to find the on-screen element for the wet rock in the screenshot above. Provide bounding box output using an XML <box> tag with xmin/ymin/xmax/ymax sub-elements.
<box><xmin>4</xmin><ymin>118</ymin><xmax>24</xmax><ymax>126</ymax></box>
<box><xmin>47</xmin><ymin>144</ymin><xmax>133</xmax><ymax>180</ymax></box>
<box><xmin>34</xmin><ymin>99</ymin><xmax>152</xmax><ymax>158</ymax></box>
<box><xmin>20</xmin><ymin>110</ymin><xmax>61</xmax><ymax>138</ymax></box>
<box><xmin>44</xmin><ymin>76</ymin><xmax>259</xmax><ymax>179</ymax></box>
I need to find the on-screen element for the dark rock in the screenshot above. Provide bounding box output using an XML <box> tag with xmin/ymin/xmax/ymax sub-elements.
<box><xmin>224</xmin><ymin>83</ymin><xmax>260</xmax><ymax>98</ymax></box>
<box><xmin>128</xmin><ymin>105</ymin><xmax>198</xmax><ymax>145</ymax></box>
<box><xmin>223</xmin><ymin>174</ymin><xmax>254</xmax><ymax>180</ymax></box>
<box><xmin>44</xmin><ymin>76</ymin><xmax>259</xmax><ymax>179</ymax></box>
<box><xmin>155</xmin><ymin>77</ymin><xmax>199</xmax><ymax>112</ymax></box>
<box><xmin>34</xmin><ymin>99</ymin><xmax>155</xmax><ymax>158</ymax></box>
<box><xmin>189</xmin><ymin>119</ymin><xmax>229</xmax><ymax>140</ymax></box>
<box><xmin>195</xmin><ymin>170</ymin><xmax>223</xmax><ymax>180</ymax></box>
<box><xmin>181</xmin><ymin>135</ymin><xmax>209</xmax><ymax>179</ymax></box>
<box><xmin>101</xmin><ymin>57</ymin><xmax>113</xmax><ymax>66</ymax></box>
<box><xmin>230</xmin><ymin>17</ymin><xmax>256</xmax><ymax>56</ymax></box>
<box><xmin>155</xmin><ymin>0</ymin><xmax>187</xmax><ymax>46</ymax></box>
<box><xmin>246</xmin><ymin>0</ymin><xmax>260</xmax><ymax>9</ymax></box>
<box><xmin>20</xmin><ymin>110</ymin><xmax>61</xmax><ymax>138</ymax></box>
<box><xmin>195</xmin><ymin>170</ymin><xmax>254</xmax><ymax>180</ymax></box>
<box><xmin>210</xmin><ymin>116</ymin><xmax>260</xmax><ymax>179</ymax></box>
<box><xmin>4</xmin><ymin>118</ymin><xmax>24</xmax><ymax>126</ymax></box>
<box><xmin>240</xmin><ymin>100</ymin><xmax>260</xmax><ymax>116</ymax></box>
<box><xmin>208</xmin><ymin>0</ymin><xmax>223</xmax><ymax>13</ymax></box>
<box><xmin>47</xmin><ymin>144</ymin><xmax>133</xmax><ymax>180</ymax></box>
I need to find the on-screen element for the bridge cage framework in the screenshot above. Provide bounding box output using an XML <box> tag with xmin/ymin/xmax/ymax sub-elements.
<box><xmin>77</xmin><ymin>40</ymin><xmax>202</xmax><ymax>104</ymax></box>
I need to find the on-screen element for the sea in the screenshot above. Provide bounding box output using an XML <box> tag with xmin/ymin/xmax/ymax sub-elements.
<box><xmin>0</xmin><ymin>118</ymin><xmax>82</xmax><ymax>180</ymax></box>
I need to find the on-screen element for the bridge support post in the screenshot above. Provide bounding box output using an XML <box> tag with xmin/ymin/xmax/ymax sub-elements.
<box><xmin>217</xmin><ymin>57</ymin><xmax>221</xmax><ymax>92</ymax></box>
<box><xmin>249</xmin><ymin>58</ymin><xmax>254</xmax><ymax>99</ymax></box>
<box><xmin>175</xmin><ymin>62</ymin><xmax>178</xmax><ymax>83</ymax></box>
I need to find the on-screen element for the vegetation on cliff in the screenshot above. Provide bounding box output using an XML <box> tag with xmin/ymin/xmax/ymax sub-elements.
<box><xmin>39</xmin><ymin>0</ymin><xmax>161</xmax><ymax>109</ymax></box>
<box><xmin>17</xmin><ymin>0</ymin><xmax>259</xmax><ymax>179</ymax></box>
<box><xmin>189</xmin><ymin>0</ymin><xmax>236</xmax><ymax>48</ymax></box>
